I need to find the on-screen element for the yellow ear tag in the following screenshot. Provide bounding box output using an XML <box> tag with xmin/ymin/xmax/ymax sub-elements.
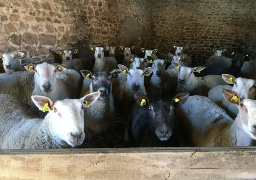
<box><xmin>142</xmin><ymin>50</ymin><xmax>145</xmax><ymax>53</ymax></box>
<box><xmin>122</xmin><ymin>69</ymin><xmax>127</xmax><ymax>74</ymax></box>
<box><xmin>231</xmin><ymin>52</ymin><xmax>234</xmax><ymax>55</ymax></box>
<box><xmin>148</xmin><ymin>60</ymin><xmax>153</xmax><ymax>63</ymax></box>
<box><xmin>57</xmin><ymin>66</ymin><xmax>62</xmax><ymax>71</ymax></box>
<box><xmin>227</xmin><ymin>77</ymin><xmax>233</xmax><ymax>83</ymax></box>
<box><xmin>17</xmin><ymin>53</ymin><xmax>20</xmax><ymax>57</ymax></box>
<box><xmin>85</xmin><ymin>73</ymin><xmax>91</xmax><ymax>79</ymax></box>
<box><xmin>169</xmin><ymin>54</ymin><xmax>173</xmax><ymax>57</ymax></box>
<box><xmin>59</xmin><ymin>52</ymin><xmax>62</xmax><ymax>55</ymax></box>
<box><xmin>40</xmin><ymin>103</ymin><xmax>50</xmax><ymax>112</ymax></box>
<box><xmin>28</xmin><ymin>65</ymin><xmax>34</xmax><ymax>71</ymax></box>
<box><xmin>140</xmin><ymin>99</ymin><xmax>146</xmax><ymax>106</ymax></box>
<box><xmin>90</xmin><ymin>47</ymin><xmax>94</xmax><ymax>51</ymax></box>
<box><xmin>112</xmin><ymin>73</ymin><xmax>116</xmax><ymax>78</ymax></box>
<box><xmin>196</xmin><ymin>69</ymin><xmax>200</xmax><ymax>73</ymax></box>
<box><xmin>83</xmin><ymin>100</ymin><xmax>91</xmax><ymax>108</ymax></box>
<box><xmin>174</xmin><ymin>98</ymin><xmax>179</xmax><ymax>103</ymax></box>
<box><xmin>130</xmin><ymin>58</ymin><xmax>134</xmax><ymax>62</ymax></box>
<box><xmin>145</xmin><ymin>72</ymin><xmax>150</xmax><ymax>76</ymax></box>
<box><xmin>173</xmin><ymin>46</ymin><xmax>176</xmax><ymax>48</ymax></box>
<box><xmin>175</xmin><ymin>66</ymin><xmax>179</xmax><ymax>70</ymax></box>
<box><xmin>246</xmin><ymin>54</ymin><xmax>248</xmax><ymax>57</ymax></box>
<box><xmin>231</xmin><ymin>95</ymin><xmax>238</xmax><ymax>103</ymax></box>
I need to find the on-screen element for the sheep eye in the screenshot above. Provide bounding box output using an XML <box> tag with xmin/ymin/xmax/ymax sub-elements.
<box><xmin>53</xmin><ymin>107</ymin><xmax>57</xmax><ymax>113</ymax></box>
<box><xmin>240</xmin><ymin>103</ymin><xmax>244</xmax><ymax>107</ymax></box>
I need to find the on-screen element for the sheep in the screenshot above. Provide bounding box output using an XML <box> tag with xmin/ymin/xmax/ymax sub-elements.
<box><xmin>90</xmin><ymin>45</ymin><xmax>118</xmax><ymax>73</ymax></box>
<box><xmin>241</xmin><ymin>59</ymin><xmax>256</xmax><ymax>79</ymax></box>
<box><xmin>208</xmin><ymin>74</ymin><xmax>256</xmax><ymax>119</ymax></box>
<box><xmin>25</xmin><ymin>62</ymin><xmax>82</xmax><ymax>117</ymax></box>
<box><xmin>175</xmin><ymin>63</ymin><xmax>228</xmax><ymax>96</ymax></box>
<box><xmin>176</xmin><ymin>89</ymin><xmax>256</xmax><ymax>146</ymax></box>
<box><xmin>0</xmin><ymin>71</ymin><xmax>34</xmax><ymax>105</ymax></box>
<box><xmin>204</xmin><ymin>52</ymin><xmax>245</xmax><ymax>77</ymax></box>
<box><xmin>54</xmin><ymin>49</ymin><xmax>94</xmax><ymax>72</ymax></box>
<box><xmin>131</xmin><ymin>93</ymin><xmax>189</xmax><ymax>147</ymax></box>
<box><xmin>0</xmin><ymin>51</ymin><xmax>25</xmax><ymax>74</ymax></box>
<box><xmin>121</xmin><ymin>46</ymin><xmax>136</xmax><ymax>68</ymax></box>
<box><xmin>204</xmin><ymin>50</ymin><xmax>232</xmax><ymax>68</ymax></box>
<box><xmin>80</xmin><ymin>69</ymin><xmax>121</xmax><ymax>147</ymax></box>
<box><xmin>173</xmin><ymin>46</ymin><xmax>192</xmax><ymax>67</ymax></box>
<box><xmin>167</xmin><ymin>54</ymin><xmax>187</xmax><ymax>69</ymax></box>
<box><xmin>113</xmin><ymin>64</ymin><xmax>154</xmax><ymax>141</ymax></box>
<box><xmin>147</xmin><ymin>59</ymin><xmax>177</xmax><ymax>97</ymax></box>
<box><xmin>0</xmin><ymin>92</ymin><xmax>100</xmax><ymax>149</ymax></box>
<box><xmin>213</xmin><ymin>49</ymin><xmax>226</xmax><ymax>57</ymax></box>
<box><xmin>129</xmin><ymin>56</ymin><xmax>150</xmax><ymax>70</ymax></box>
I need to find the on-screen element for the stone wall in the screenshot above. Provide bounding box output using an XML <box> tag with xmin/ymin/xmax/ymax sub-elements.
<box><xmin>0</xmin><ymin>0</ymin><xmax>151</xmax><ymax>61</ymax></box>
<box><xmin>150</xmin><ymin>0</ymin><xmax>256</xmax><ymax>65</ymax></box>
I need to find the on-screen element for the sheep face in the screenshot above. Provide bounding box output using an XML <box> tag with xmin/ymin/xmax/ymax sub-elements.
<box><xmin>1</xmin><ymin>52</ymin><xmax>24</xmax><ymax>73</ymax></box>
<box><xmin>131</xmin><ymin>57</ymin><xmax>145</xmax><ymax>69</ymax></box>
<box><xmin>124</xmin><ymin>47</ymin><xmax>131</xmax><ymax>56</ymax></box>
<box><xmin>243</xmin><ymin>100</ymin><xmax>256</xmax><ymax>139</ymax></box>
<box><xmin>31</xmin><ymin>63</ymin><xmax>64</xmax><ymax>93</ymax></box>
<box><xmin>231</xmin><ymin>53</ymin><xmax>245</xmax><ymax>67</ymax></box>
<box><xmin>94</xmin><ymin>47</ymin><xmax>105</xmax><ymax>59</ymax></box>
<box><xmin>91</xmin><ymin>71</ymin><xmax>112</xmax><ymax>100</ymax></box>
<box><xmin>32</xmin><ymin>92</ymin><xmax>100</xmax><ymax>147</ymax></box>
<box><xmin>145</xmin><ymin>50</ymin><xmax>154</xmax><ymax>58</ymax></box>
<box><xmin>109</xmin><ymin>46</ymin><xmax>116</xmax><ymax>57</ymax></box>
<box><xmin>152</xmin><ymin>59</ymin><xmax>166</xmax><ymax>77</ymax></box>
<box><xmin>175</xmin><ymin>46</ymin><xmax>184</xmax><ymax>56</ymax></box>
<box><xmin>213</xmin><ymin>49</ymin><xmax>226</xmax><ymax>57</ymax></box>
<box><xmin>177</xmin><ymin>65</ymin><xmax>205</xmax><ymax>84</ymax></box>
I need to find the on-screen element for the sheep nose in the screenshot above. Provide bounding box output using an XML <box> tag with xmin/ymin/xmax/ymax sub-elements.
<box><xmin>70</xmin><ymin>132</ymin><xmax>82</xmax><ymax>141</ymax></box>
<box><xmin>178</xmin><ymin>79</ymin><xmax>184</xmax><ymax>84</ymax></box>
<box><xmin>66</xmin><ymin>57</ymin><xmax>70</xmax><ymax>61</ymax></box>
<box><xmin>5</xmin><ymin>65</ymin><xmax>11</xmax><ymax>68</ymax></box>
<box><xmin>156</xmin><ymin>71</ymin><xmax>161</xmax><ymax>75</ymax></box>
<box><xmin>97</xmin><ymin>54</ymin><xmax>101</xmax><ymax>58</ymax></box>
<box><xmin>133</xmin><ymin>84</ymin><xmax>140</xmax><ymax>91</ymax></box>
<box><xmin>159</xmin><ymin>128</ymin><xmax>168</xmax><ymax>135</ymax></box>
<box><xmin>126</xmin><ymin>53</ymin><xmax>129</xmax><ymax>56</ymax></box>
<box><xmin>136</xmin><ymin>67</ymin><xmax>140</xmax><ymax>69</ymax></box>
<box><xmin>43</xmin><ymin>84</ymin><xmax>51</xmax><ymax>92</ymax></box>
<box><xmin>99</xmin><ymin>89</ymin><xmax>107</xmax><ymax>94</ymax></box>
<box><xmin>177</xmin><ymin>53</ymin><xmax>181</xmax><ymax>56</ymax></box>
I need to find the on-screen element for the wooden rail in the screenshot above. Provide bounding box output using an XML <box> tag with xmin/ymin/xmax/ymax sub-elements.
<box><xmin>1</xmin><ymin>147</ymin><xmax>256</xmax><ymax>180</ymax></box>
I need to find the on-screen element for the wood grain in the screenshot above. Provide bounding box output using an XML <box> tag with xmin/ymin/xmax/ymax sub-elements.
<box><xmin>0</xmin><ymin>147</ymin><xmax>256</xmax><ymax>180</ymax></box>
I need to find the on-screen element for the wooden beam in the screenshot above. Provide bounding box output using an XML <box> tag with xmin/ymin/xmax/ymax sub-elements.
<box><xmin>0</xmin><ymin>147</ymin><xmax>256</xmax><ymax>180</ymax></box>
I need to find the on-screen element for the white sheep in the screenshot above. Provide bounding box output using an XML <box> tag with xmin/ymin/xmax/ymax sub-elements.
<box><xmin>241</xmin><ymin>59</ymin><xmax>256</xmax><ymax>79</ymax></box>
<box><xmin>176</xmin><ymin>89</ymin><xmax>256</xmax><ymax>146</ymax></box>
<box><xmin>204</xmin><ymin>49</ymin><xmax>232</xmax><ymax>68</ymax></box>
<box><xmin>0</xmin><ymin>51</ymin><xmax>25</xmax><ymax>73</ymax></box>
<box><xmin>0</xmin><ymin>92</ymin><xmax>100</xmax><ymax>149</ymax></box>
<box><xmin>25</xmin><ymin>62</ymin><xmax>82</xmax><ymax>117</ymax></box>
<box><xmin>141</xmin><ymin>48</ymin><xmax>159</xmax><ymax>60</ymax></box>
<box><xmin>54</xmin><ymin>49</ymin><xmax>94</xmax><ymax>72</ymax></box>
<box><xmin>90</xmin><ymin>45</ymin><xmax>118</xmax><ymax>73</ymax></box>
<box><xmin>121</xmin><ymin>46</ymin><xmax>136</xmax><ymax>68</ymax></box>
<box><xmin>208</xmin><ymin>74</ymin><xmax>256</xmax><ymax>119</ymax></box>
<box><xmin>167</xmin><ymin>54</ymin><xmax>187</xmax><ymax>69</ymax></box>
<box><xmin>130</xmin><ymin>57</ymin><xmax>148</xmax><ymax>69</ymax></box>
<box><xmin>175</xmin><ymin>63</ymin><xmax>228</xmax><ymax>96</ymax></box>
<box><xmin>147</xmin><ymin>59</ymin><xmax>177</xmax><ymax>97</ymax></box>
<box><xmin>213</xmin><ymin>49</ymin><xmax>226</xmax><ymax>56</ymax></box>
<box><xmin>0</xmin><ymin>71</ymin><xmax>34</xmax><ymax>105</ymax></box>
<box><xmin>113</xmin><ymin>64</ymin><xmax>154</xmax><ymax>140</ymax></box>
<box><xmin>80</xmin><ymin>69</ymin><xmax>121</xmax><ymax>147</ymax></box>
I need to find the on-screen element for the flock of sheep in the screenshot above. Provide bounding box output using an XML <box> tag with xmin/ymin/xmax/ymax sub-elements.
<box><xmin>0</xmin><ymin>44</ymin><xmax>256</xmax><ymax>149</ymax></box>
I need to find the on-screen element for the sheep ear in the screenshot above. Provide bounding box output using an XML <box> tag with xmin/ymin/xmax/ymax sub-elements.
<box><xmin>81</xmin><ymin>92</ymin><xmax>100</xmax><ymax>108</ymax></box>
<box><xmin>16</xmin><ymin>52</ymin><xmax>24</xmax><ymax>58</ymax></box>
<box><xmin>31</xmin><ymin>95</ymin><xmax>54</xmax><ymax>112</ymax></box>
<box><xmin>54</xmin><ymin>50</ymin><xmax>63</xmax><ymax>55</ymax></box>
<box><xmin>173</xmin><ymin>46</ymin><xmax>176</xmax><ymax>49</ymax></box>
<box><xmin>142</xmin><ymin>67</ymin><xmax>154</xmax><ymax>77</ymax></box>
<box><xmin>104</xmin><ymin>46</ymin><xmax>110</xmax><ymax>51</ymax></box>
<box><xmin>118</xmin><ymin>64</ymin><xmax>129</xmax><ymax>75</ymax></box>
<box><xmin>172</xmin><ymin>62</ymin><xmax>180</xmax><ymax>70</ymax></box>
<box><xmin>134</xmin><ymin>94</ymin><xmax>149</xmax><ymax>107</ymax></box>
<box><xmin>81</xmin><ymin>70</ymin><xmax>92</xmax><ymax>79</ymax></box>
<box><xmin>131</xmin><ymin>46</ymin><xmax>135</xmax><ymax>50</ymax></box>
<box><xmin>222</xmin><ymin>49</ymin><xmax>226</xmax><ymax>52</ymax></box>
<box><xmin>222</xmin><ymin>89</ymin><xmax>240</xmax><ymax>106</ymax></box>
<box><xmin>73</xmin><ymin>49</ymin><xmax>78</xmax><ymax>54</ymax></box>
<box><xmin>24</xmin><ymin>64</ymin><xmax>36</xmax><ymax>71</ymax></box>
<box><xmin>119</xmin><ymin>46</ymin><xmax>124</xmax><ymax>50</ymax></box>
<box><xmin>110</xmin><ymin>69</ymin><xmax>122</xmax><ymax>79</ymax></box>
<box><xmin>172</xmin><ymin>93</ymin><xmax>189</xmax><ymax>109</ymax></box>
<box><xmin>129</xmin><ymin>55</ymin><xmax>135</xmax><ymax>62</ymax></box>
<box><xmin>146</xmin><ymin>56</ymin><xmax>154</xmax><ymax>63</ymax></box>
<box><xmin>193</xmin><ymin>66</ymin><xmax>205</xmax><ymax>73</ymax></box>
<box><xmin>141</xmin><ymin>48</ymin><xmax>145</xmax><ymax>53</ymax></box>
<box><xmin>153</xmin><ymin>49</ymin><xmax>158</xmax><ymax>53</ymax></box>
<box><xmin>89</xmin><ymin>45</ymin><xmax>95</xmax><ymax>51</ymax></box>
<box><xmin>56</xmin><ymin>65</ymin><xmax>65</xmax><ymax>72</ymax></box>
<box><xmin>222</xmin><ymin>74</ymin><xmax>236</xmax><ymax>84</ymax></box>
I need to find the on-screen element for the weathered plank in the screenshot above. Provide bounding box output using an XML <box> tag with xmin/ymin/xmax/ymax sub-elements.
<box><xmin>0</xmin><ymin>147</ymin><xmax>256</xmax><ymax>180</ymax></box>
